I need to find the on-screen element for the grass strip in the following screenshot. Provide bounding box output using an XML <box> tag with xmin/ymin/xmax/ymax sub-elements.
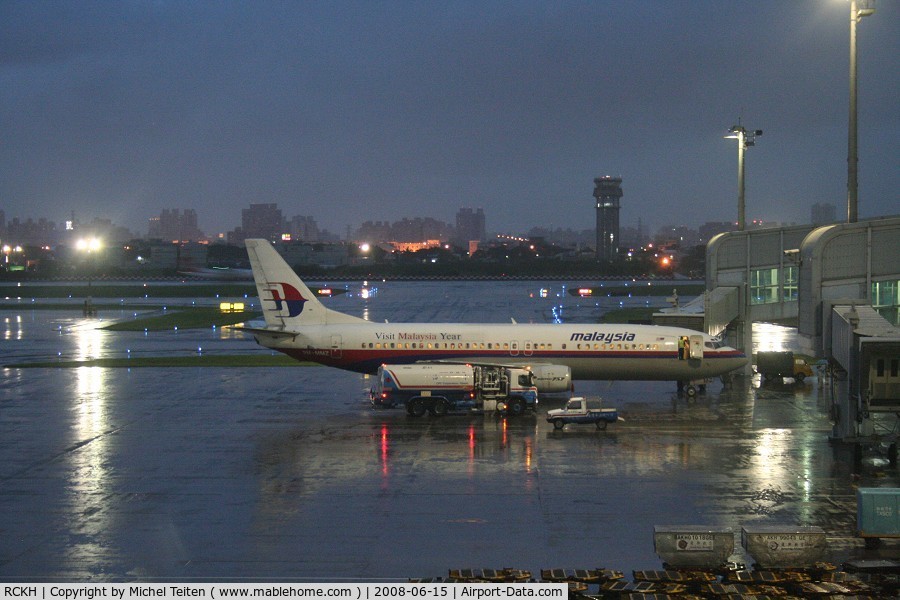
<box><xmin>1</xmin><ymin>283</ymin><xmax>257</xmax><ymax>298</ymax></box>
<box><xmin>102</xmin><ymin>307</ymin><xmax>262</xmax><ymax>331</ymax></box>
<box><xmin>7</xmin><ymin>354</ymin><xmax>312</xmax><ymax>368</ymax></box>
<box><xmin>599</xmin><ymin>307</ymin><xmax>658</xmax><ymax>324</ymax></box>
<box><xmin>0</xmin><ymin>303</ymin><xmax>170</xmax><ymax>311</ymax></box>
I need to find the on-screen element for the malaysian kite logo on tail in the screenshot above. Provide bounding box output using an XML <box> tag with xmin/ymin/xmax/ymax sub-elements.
<box><xmin>264</xmin><ymin>282</ymin><xmax>307</xmax><ymax>317</ymax></box>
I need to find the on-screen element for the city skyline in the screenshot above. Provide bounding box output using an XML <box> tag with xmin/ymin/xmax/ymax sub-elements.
<box><xmin>0</xmin><ymin>199</ymin><xmax>825</xmax><ymax>251</ymax></box>
<box><xmin>2</xmin><ymin>2</ymin><xmax>898</xmax><ymax>238</ymax></box>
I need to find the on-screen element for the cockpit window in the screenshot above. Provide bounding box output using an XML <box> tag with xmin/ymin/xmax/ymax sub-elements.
<box><xmin>705</xmin><ymin>341</ymin><xmax>723</xmax><ymax>349</ymax></box>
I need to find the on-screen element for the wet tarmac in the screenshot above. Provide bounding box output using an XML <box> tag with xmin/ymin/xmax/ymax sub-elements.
<box><xmin>2</xmin><ymin>280</ymin><xmax>899</xmax><ymax>581</ymax></box>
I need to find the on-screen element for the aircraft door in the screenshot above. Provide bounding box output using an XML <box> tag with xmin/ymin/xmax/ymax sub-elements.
<box><xmin>523</xmin><ymin>340</ymin><xmax>533</xmax><ymax>357</ymax></box>
<box><xmin>689</xmin><ymin>335</ymin><xmax>704</xmax><ymax>360</ymax></box>
<box><xmin>510</xmin><ymin>341</ymin><xmax>519</xmax><ymax>356</ymax></box>
<box><xmin>330</xmin><ymin>335</ymin><xmax>342</xmax><ymax>359</ymax></box>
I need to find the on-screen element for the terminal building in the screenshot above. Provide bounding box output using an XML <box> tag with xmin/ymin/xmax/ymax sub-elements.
<box><xmin>657</xmin><ymin>215</ymin><xmax>900</xmax><ymax>458</ymax></box>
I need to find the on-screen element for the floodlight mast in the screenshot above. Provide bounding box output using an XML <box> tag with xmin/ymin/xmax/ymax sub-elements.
<box><xmin>848</xmin><ymin>0</ymin><xmax>875</xmax><ymax>223</ymax></box>
<box><xmin>724</xmin><ymin>123</ymin><xmax>763</xmax><ymax>231</ymax></box>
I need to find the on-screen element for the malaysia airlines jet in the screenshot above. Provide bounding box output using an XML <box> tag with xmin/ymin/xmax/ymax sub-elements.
<box><xmin>240</xmin><ymin>239</ymin><xmax>747</xmax><ymax>387</ymax></box>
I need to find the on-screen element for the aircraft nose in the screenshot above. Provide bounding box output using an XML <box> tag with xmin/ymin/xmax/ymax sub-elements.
<box><xmin>729</xmin><ymin>353</ymin><xmax>750</xmax><ymax>371</ymax></box>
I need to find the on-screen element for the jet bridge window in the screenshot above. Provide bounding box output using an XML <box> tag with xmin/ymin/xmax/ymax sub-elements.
<box><xmin>750</xmin><ymin>268</ymin><xmax>779</xmax><ymax>305</ymax></box>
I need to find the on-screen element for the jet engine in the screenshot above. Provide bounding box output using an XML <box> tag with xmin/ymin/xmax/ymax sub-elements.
<box><xmin>528</xmin><ymin>364</ymin><xmax>573</xmax><ymax>394</ymax></box>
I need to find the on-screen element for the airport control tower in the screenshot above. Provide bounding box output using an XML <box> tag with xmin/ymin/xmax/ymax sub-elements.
<box><xmin>593</xmin><ymin>176</ymin><xmax>623</xmax><ymax>262</ymax></box>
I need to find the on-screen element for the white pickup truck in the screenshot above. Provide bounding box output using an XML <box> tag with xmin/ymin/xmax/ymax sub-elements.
<box><xmin>546</xmin><ymin>397</ymin><xmax>621</xmax><ymax>430</ymax></box>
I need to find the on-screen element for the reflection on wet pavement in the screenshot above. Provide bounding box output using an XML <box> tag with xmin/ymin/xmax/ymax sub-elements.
<box><xmin>1</xmin><ymin>282</ymin><xmax>898</xmax><ymax>580</ymax></box>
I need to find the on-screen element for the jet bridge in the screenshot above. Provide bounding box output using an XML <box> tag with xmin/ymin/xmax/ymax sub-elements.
<box><xmin>828</xmin><ymin>304</ymin><xmax>900</xmax><ymax>461</ymax></box>
<box><xmin>652</xmin><ymin>286</ymin><xmax>738</xmax><ymax>337</ymax></box>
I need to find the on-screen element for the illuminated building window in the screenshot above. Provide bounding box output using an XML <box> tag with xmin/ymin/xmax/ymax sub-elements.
<box><xmin>873</xmin><ymin>280</ymin><xmax>899</xmax><ymax>325</ymax></box>
<box><xmin>783</xmin><ymin>266</ymin><xmax>798</xmax><ymax>302</ymax></box>
<box><xmin>750</xmin><ymin>268</ymin><xmax>779</xmax><ymax>305</ymax></box>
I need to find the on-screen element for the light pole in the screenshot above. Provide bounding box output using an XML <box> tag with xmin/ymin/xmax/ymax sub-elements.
<box><xmin>76</xmin><ymin>237</ymin><xmax>102</xmax><ymax>316</ymax></box>
<box><xmin>724</xmin><ymin>123</ymin><xmax>763</xmax><ymax>231</ymax></box>
<box><xmin>848</xmin><ymin>0</ymin><xmax>875</xmax><ymax>223</ymax></box>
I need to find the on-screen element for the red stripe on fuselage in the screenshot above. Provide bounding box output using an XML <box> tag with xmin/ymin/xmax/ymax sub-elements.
<box><xmin>276</xmin><ymin>346</ymin><xmax>744</xmax><ymax>376</ymax></box>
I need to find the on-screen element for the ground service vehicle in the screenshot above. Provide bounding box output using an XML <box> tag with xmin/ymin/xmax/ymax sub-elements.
<box><xmin>546</xmin><ymin>397</ymin><xmax>621</xmax><ymax>430</ymax></box>
<box><xmin>756</xmin><ymin>351</ymin><xmax>814</xmax><ymax>382</ymax></box>
<box><xmin>371</xmin><ymin>363</ymin><xmax>538</xmax><ymax>417</ymax></box>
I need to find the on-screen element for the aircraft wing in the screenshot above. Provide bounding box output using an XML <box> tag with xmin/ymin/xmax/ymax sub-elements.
<box><xmin>228</xmin><ymin>326</ymin><xmax>300</xmax><ymax>339</ymax></box>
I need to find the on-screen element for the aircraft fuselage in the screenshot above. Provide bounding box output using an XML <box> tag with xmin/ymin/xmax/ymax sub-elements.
<box><xmin>253</xmin><ymin>321</ymin><xmax>746</xmax><ymax>380</ymax></box>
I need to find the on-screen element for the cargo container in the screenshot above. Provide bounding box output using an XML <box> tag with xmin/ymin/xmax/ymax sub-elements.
<box><xmin>857</xmin><ymin>487</ymin><xmax>900</xmax><ymax>548</ymax></box>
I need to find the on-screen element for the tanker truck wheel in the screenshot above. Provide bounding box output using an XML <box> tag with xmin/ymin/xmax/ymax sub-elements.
<box><xmin>431</xmin><ymin>399</ymin><xmax>449</xmax><ymax>416</ymax></box>
<box><xmin>407</xmin><ymin>399</ymin><xmax>427</xmax><ymax>417</ymax></box>
<box><xmin>507</xmin><ymin>398</ymin><xmax>526</xmax><ymax>417</ymax></box>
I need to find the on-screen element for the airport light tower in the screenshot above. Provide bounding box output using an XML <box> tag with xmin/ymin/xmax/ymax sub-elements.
<box><xmin>847</xmin><ymin>0</ymin><xmax>875</xmax><ymax>223</ymax></box>
<box><xmin>593</xmin><ymin>176</ymin><xmax>623</xmax><ymax>262</ymax></box>
<box><xmin>724</xmin><ymin>123</ymin><xmax>762</xmax><ymax>231</ymax></box>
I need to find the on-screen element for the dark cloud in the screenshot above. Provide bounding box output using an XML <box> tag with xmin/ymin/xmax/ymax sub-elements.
<box><xmin>0</xmin><ymin>1</ymin><xmax>896</xmax><ymax>238</ymax></box>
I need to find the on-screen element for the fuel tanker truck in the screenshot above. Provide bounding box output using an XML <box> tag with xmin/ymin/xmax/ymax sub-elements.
<box><xmin>370</xmin><ymin>362</ymin><xmax>570</xmax><ymax>417</ymax></box>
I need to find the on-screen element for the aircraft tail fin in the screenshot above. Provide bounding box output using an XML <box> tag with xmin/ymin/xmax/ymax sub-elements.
<box><xmin>245</xmin><ymin>238</ymin><xmax>365</xmax><ymax>328</ymax></box>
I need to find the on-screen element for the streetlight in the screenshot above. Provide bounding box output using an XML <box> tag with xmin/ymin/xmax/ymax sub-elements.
<box><xmin>848</xmin><ymin>0</ymin><xmax>876</xmax><ymax>223</ymax></box>
<box><xmin>724</xmin><ymin>123</ymin><xmax>763</xmax><ymax>231</ymax></box>
<box><xmin>76</xmin><ymin>238</ymin><xmax>103</xmax><ymax>316</ymax></box>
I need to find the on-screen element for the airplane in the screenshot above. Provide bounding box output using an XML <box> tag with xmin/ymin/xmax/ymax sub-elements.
<box><xmin>240</xmin><ymin>238</ymin><xmax>748</xmax><ymax>395</ymax></box>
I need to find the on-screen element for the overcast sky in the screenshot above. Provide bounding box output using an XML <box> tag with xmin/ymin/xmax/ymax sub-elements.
<box><xmin>1</xmin><ymin>1</ymin><xmax>897</xmax><ymax>239</ymax></box>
